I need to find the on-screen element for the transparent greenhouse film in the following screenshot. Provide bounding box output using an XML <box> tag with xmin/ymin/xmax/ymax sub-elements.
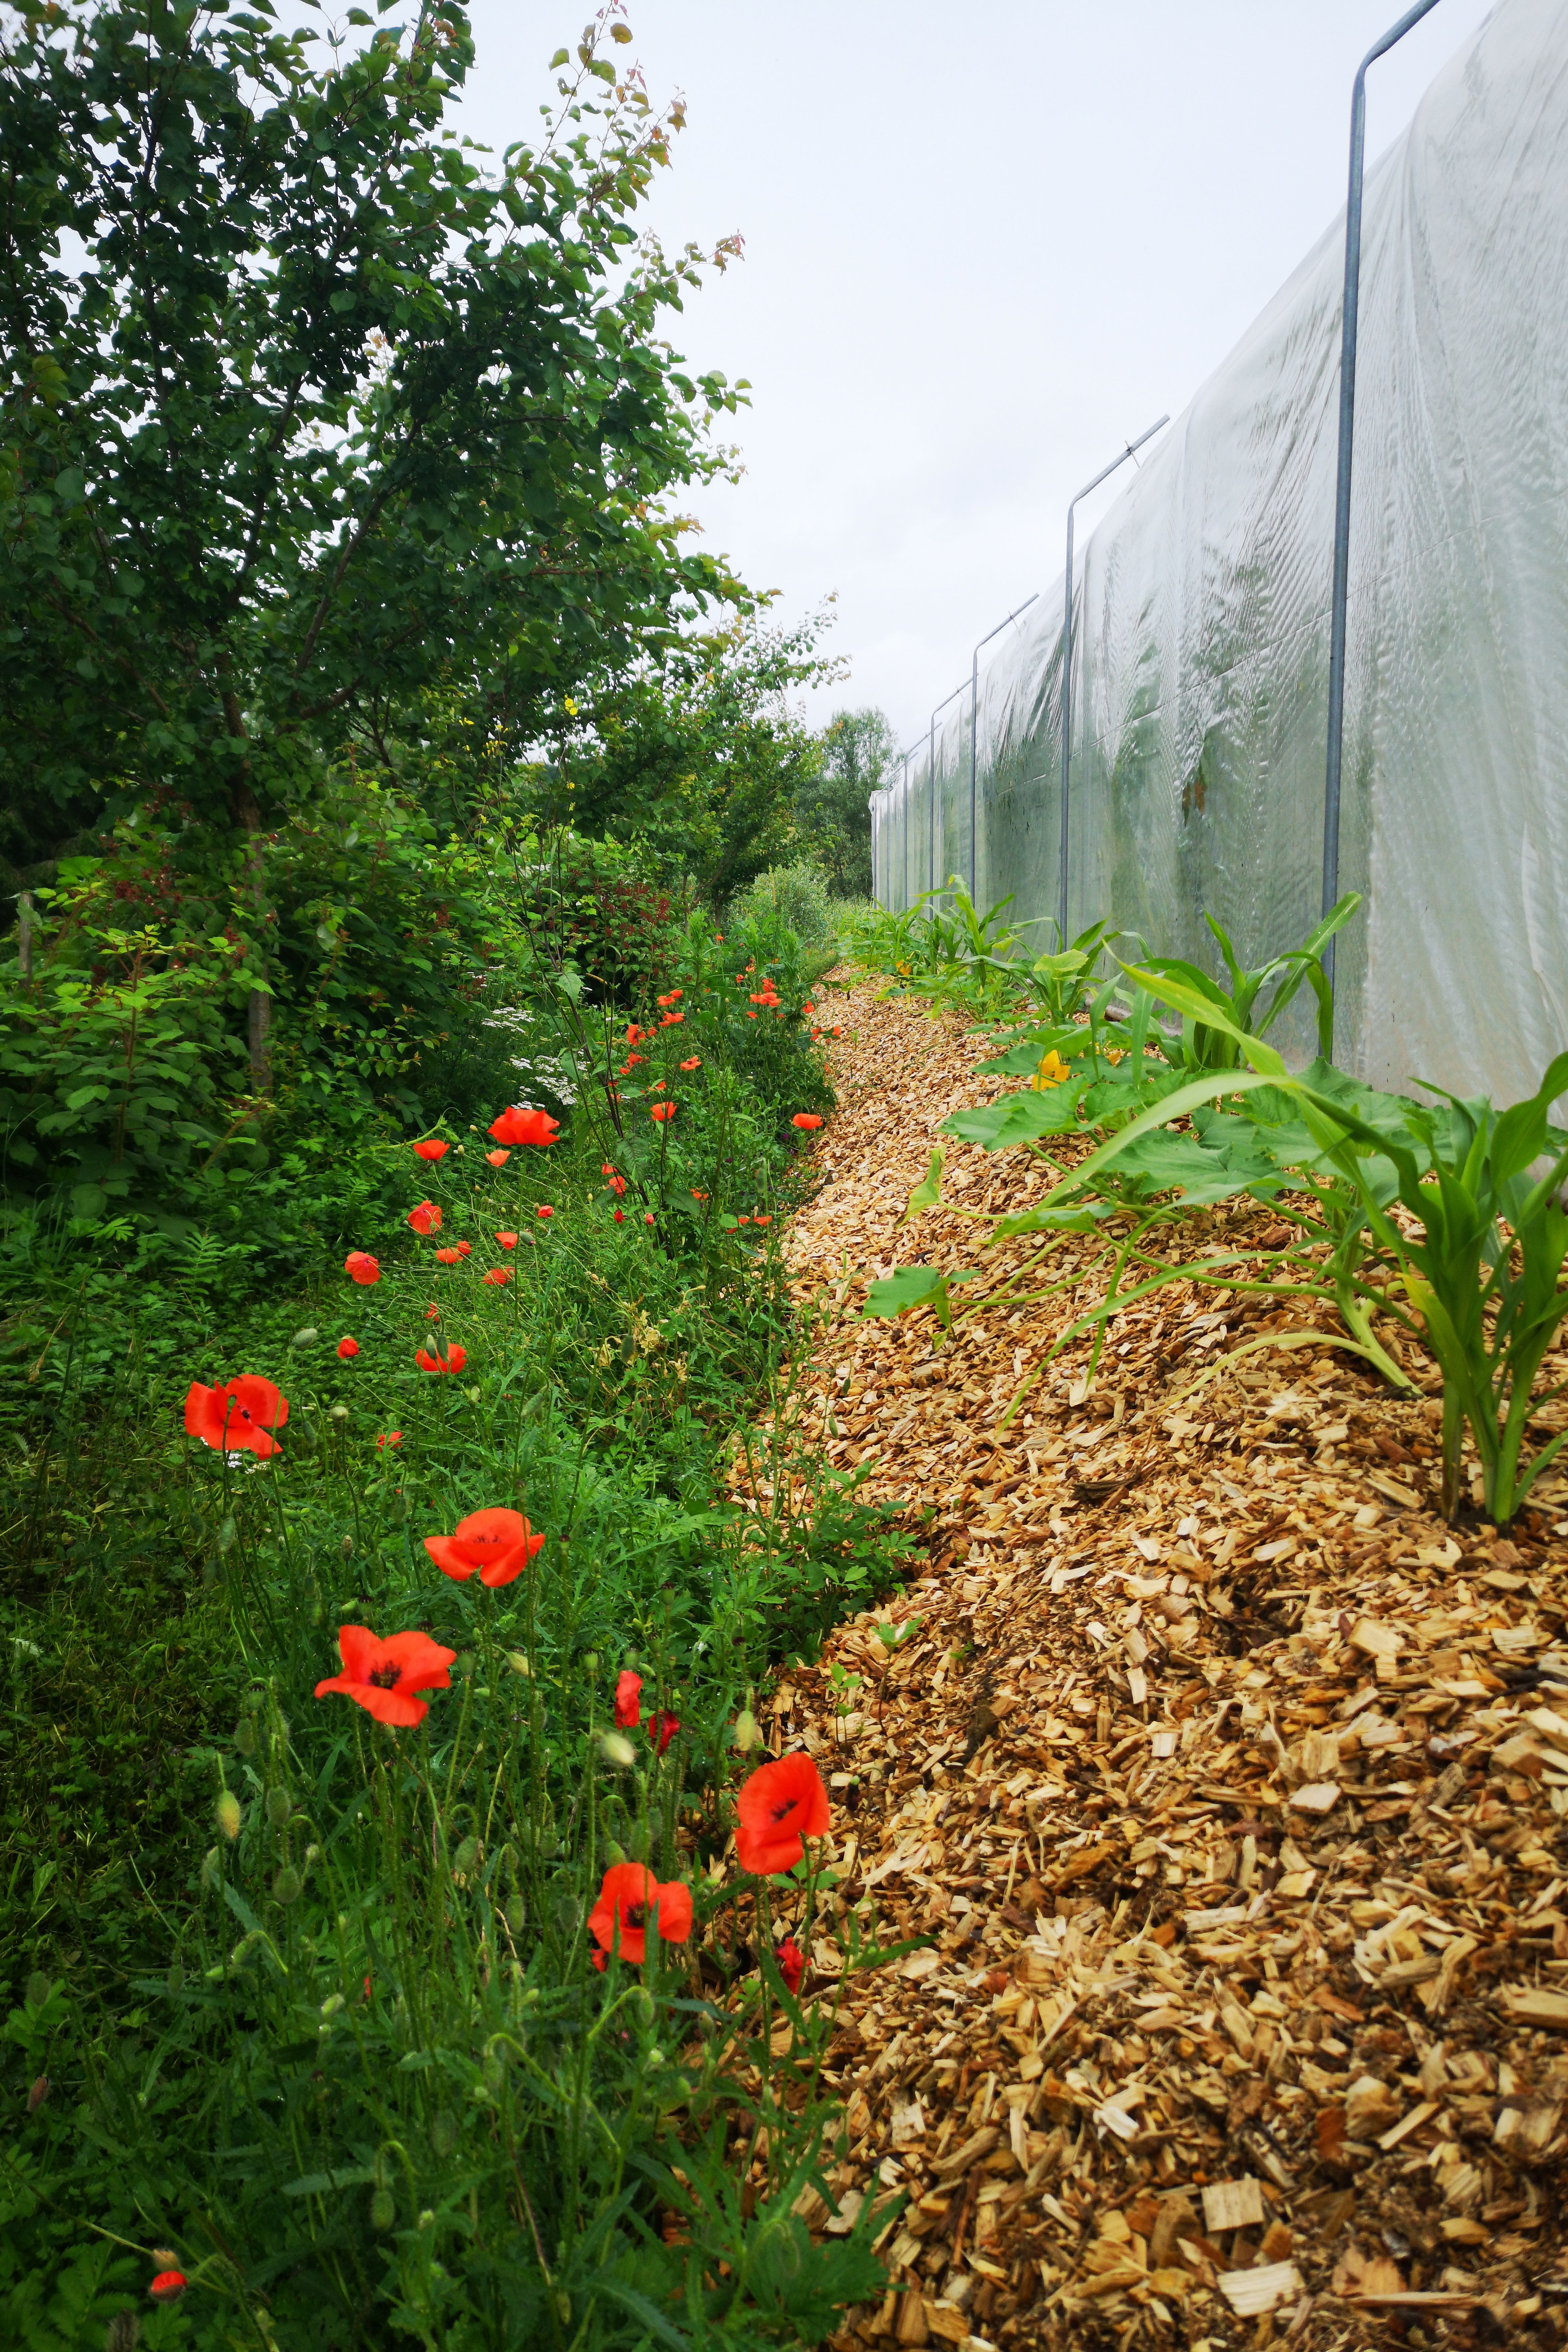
<box><xmin>871</xmin><ymin>0</ymin><xmax>1568</xmax><ymax>1102</ymax></box>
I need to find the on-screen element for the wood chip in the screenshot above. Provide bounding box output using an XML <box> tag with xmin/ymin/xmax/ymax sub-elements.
<box><xmin>756</xmin><ymin>978</ymin><xmax>1568</xmax><ymax>2351</ymax></box>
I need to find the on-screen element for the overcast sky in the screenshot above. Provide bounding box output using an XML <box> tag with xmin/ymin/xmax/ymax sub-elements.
<box><xmin>459</xmin><ymin>1</ymin><xmax>1497</xmax><ymax>744</ymax></box>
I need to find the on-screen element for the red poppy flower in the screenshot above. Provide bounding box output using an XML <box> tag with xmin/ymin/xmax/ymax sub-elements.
<box><xmin>416</xmin><ymin>1343</ymin><xmax>467</xmax><ymax>1375</ymax></box>
<box><xmin>749</xmin><ymin>992</ymin><xmax>769</xmax><ymax>1005</ymax></box>
<box><xmin>735</xmin><ymin>1753</ymin><xmax>830</xmax><ymax>1875</ymax></box>
<box><xmin>614</xmin><ymin>1668</ymin><xmax>642</xmax><ymax>1728</ymax></box>
<box><xmin>345</xmin><ymin>1251</ymin><xmax>380</xmax><ymax>1285</ymax></box>
<box><xmin>613</xmin><ymin>1208</ymin><xmax>625</xmax><ymax>1223</ymax></box>
<box><xmin>736</xmin><ymin>1215</ymin><xmax>750</xmax><ymax>1227</ymax></box>
<box><xmin>337</xmin><ymin>1336</ymin><xmax>359</xmax><ymax>1360</ymax></box>
<box><xmin>602</xmin><ymin>1161</ymin><xmax>618</xmax><ymax>1177</ymax></box>
<box><xmin>679</xmin><ymin>1056</ymin><xmax>701</xmax><ymax>1072</ymax></box>
<box><xmin>606</xmin><ymin>1174</ymin><xmax>626</xmax><ymax>1197</ymax></box>
<box><xmin>587</xmin><ymin>1863</ymin><xmax>693</xmax><ymax>1969</ymax></box>
<box><xmin>650</xmin><ymin>1102</ymin><xmax>676</xmax><ymax>1124</ymax></box>
<box><xmin>746</xmin><ymin>1010</ymin><xmax>758</xmax><ymax>1021</ymax></box>
<box><xmin>649</xmin><ymin>1710</ymin><xmax>680</xmax><ymax>1755</ymax></box>
<box><xmin>149</xmin><ymin>2272</ymin><xmax>188</xmax><ymax>2306</ymax></box>
<box><xmin>831</xmin><ymin>1026</ymin><xmax>842</xmax><ymax>1036</ymax></box>
<box><xmin>625</xmin><ymin>1024</ymin><xmax>644</xmax><ymax>1046</ymax></box>
<box><xmin>690</xmin><ymin>1189</ymin><xmax>708</xmax><ymax>1201</ymax></box>
<box><xmin>314</xmin><ymin>1624</ymin><xmax>456</xmax><ymax>1727</ymax></box>
<box><xmin>776</xmin><ymin>1937</ymin><xmax>805</xmax><ymax>1995</ymax></box>
<box><xmin>754</xmin><ymin>1214</ymin><xmax>772</xmax><ymax>1227</ymax></box>
<box><xmin>184</xmin><ymin>1376</ymin><xmax>289</xmax><ymax>1459</ymax></box>
<box><xmin>434</xmin><ymin>1246</ymin><xmax>460</xmax><ymax>1265</ymax></box>
<box><xmin>482</xmin><ymin>1267</ymin><xmax>511</xmax><ymax>1287</ymax></box>
<box><xmin>413</xmin><ymin>1138</ymin><xmax>448</xmax><ymax>1162</ymax></box>
<box><xmin>536</xmin><ymin>1204</ymin><xmax>554</xmax><ymax>1220</ymax></box>
<box><xmin>407</xmin><ymin>1200</ymin><xmax>443</xmax><ymax>1235</ymax></box>
<box><xmin>486</xmin><ymin>1148</ymin><xmax>510</xmax><ymax>1167</ymax></box>
<box><xmin>655</xmin><ymin>990</ymin><xmax>683</xmax><ymax>1006</ymax></box>
<box><xmin>424</xmin><ymin>1506</ymin><xmax>545</xmax><ymax>1588</ymax></box>
<box><xmin>424</xmin><ymin>1303</ymin><xmax>440</xmax><ymax>1320</ymax></box>
<box><xmin>495</xmin><ymin>1230</ymin><xmax>518</xmax><ymax>1249</ymax></box>
<box><xmin>643</xmin><ymin>1212</ymin><xmax>654</xmax><ymax>1225</ymax></box>
<box><xmin>456</xmin><ymin>1240</ymin><xmax>471</xmax><ymax>1257</ymax></box>
<box><xmin>625</xmin><ymin>1052</ymin><xmax>645</xmax><ymax>1067</ymax></box>
<box><xmin>488</xmin><ymin>1106</ymin><xmax>559</xmax><ymax>1148</ymax></box>
<box><xmin>650</xmin><ymin>1079</ymin><xmax>666</xmax><ymax>1092</ymax></box>
<box><xmin>791</xmin><ymin>1113</ymin><xmax>824</xmax><ymax>1132</ymax></box>
<box><xmin>376</xmin><ymin>1431</ymin><xmax>403</xmax><ymax>1450</ymax></box>
<box><xmin>660</xmin><ymin>1009</ymin><xmax>684</xmax><ymax>1026</ymax></box>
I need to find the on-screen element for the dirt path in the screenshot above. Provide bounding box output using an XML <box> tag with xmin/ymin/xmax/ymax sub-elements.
<box><xmin>769</xmin><ymin>978</ymin><xmax>1568</xmax><ymax>2352</ymax></box>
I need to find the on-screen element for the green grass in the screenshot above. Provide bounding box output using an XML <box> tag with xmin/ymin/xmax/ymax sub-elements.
<box><xmin>0</xmin><ymin>975</ymin><xmax>907</xmax><ymax>2351</ymax></box>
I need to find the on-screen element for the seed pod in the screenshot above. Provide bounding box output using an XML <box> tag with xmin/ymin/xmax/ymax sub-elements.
<box><xmin>216</xmin><ymin>1791</ymin><xmax>242</xmax><ymax>1841</ymax></box>
<box><xmin>272</xmin><ymin>1866</ymin><xmax>302</xmax><ymax>1906</ymax></box>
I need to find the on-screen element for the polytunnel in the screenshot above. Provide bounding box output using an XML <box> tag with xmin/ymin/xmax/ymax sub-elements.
<box><xmin>870</xmin><ymin>0</ymin><xmax>1568</xmax><ymax>1105</ymax></box>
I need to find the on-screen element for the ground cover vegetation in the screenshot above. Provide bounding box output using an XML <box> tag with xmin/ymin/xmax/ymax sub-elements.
<box><xmin>848</xmin><ymin>885</ymin><xmax>1568</xmax><ymax>1535</ymax></box>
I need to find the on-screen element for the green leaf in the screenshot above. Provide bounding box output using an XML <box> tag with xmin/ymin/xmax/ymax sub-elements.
<box><xmin>902</xmin><ymin>1149</ymin><xmax>943</xmax><ymax>1217</ymax></box>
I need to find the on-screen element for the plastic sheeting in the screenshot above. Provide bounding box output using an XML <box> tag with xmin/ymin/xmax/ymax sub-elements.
<box><xmin>871</xmin><ymin>0</ymin><xmax>1568</xmax><ymax>1102</ymax></box>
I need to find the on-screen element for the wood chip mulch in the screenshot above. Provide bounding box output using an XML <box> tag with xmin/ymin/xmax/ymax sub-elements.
<box><xmin>747</xmin><ymin>975</ymin><xmax>1568</xmax><ymax>2352</ymax></box>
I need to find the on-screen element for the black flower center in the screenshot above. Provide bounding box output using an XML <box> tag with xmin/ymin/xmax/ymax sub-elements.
<box><xmin>368</xmin><ymin>1665</ymin><xmax>400</xmax><ymax>1690</ymax></box>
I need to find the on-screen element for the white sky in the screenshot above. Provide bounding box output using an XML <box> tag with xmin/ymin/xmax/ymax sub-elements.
<box><xmin>459</xmin><ymin>1</ymin><xmax>1497</xmax><ymax>744</ymax></box>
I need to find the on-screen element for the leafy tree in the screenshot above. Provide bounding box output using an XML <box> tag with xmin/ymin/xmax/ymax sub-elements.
<box><xmin>796</xmin><ymin>705</ymin><xmax>894</xmax><ymax>897</ymax></box>
<box><xmin>530</xmin><ymin>611</ymin><xmax>839</xmax><ymax>905</ymax></box>
<box><xmin>0</xmin><ymin>0</ymin><xmax>750</xmax><ymax>1074</ymax></box>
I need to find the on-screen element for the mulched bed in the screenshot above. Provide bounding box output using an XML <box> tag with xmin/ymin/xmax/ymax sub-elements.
<box><xmin>753</xmin><ymin>975</ymin><xmax>1568</xmax><ymax>2352</ymax></box>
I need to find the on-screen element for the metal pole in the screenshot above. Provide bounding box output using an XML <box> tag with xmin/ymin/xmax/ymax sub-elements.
<box><xmin>1322</xmin><ymin>0</ymin><xmax>1444</xmax><ymax>1021</ymax></box>
<box><xmin>969</xmin><ymin>593</ymin><xmax>1039</xmax><ymax>906</ymax></box>
<box><xmin>928</xmin><ymin>680</ymin><xmax>968</xmax><ymax>902</ymax></box>
<box><xmin>1059</xmin><ymin>415</ymin><xmax>1169</xmax><ymax>940</ymax></box>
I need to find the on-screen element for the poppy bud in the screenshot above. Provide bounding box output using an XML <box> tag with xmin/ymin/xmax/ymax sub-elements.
<box><xmin>201</xmin><ymin>1846</ymin><xmax>222</xmax><ymax>1889</ymax></box>
<box><xmin>419</xmin><ymin>2207</ymin><xmax>436</xmax><ymax>2230</ymax></box>
<box><xmin>341</xmin><ymin>1534</ymin><xmax>355</xmax><ymax>1558</ymax></box>
<box><xmin>336</xmin><ymin>1336</ymin><xmax>359</xmax><ymax>1360</ymax></box>
<box><xmin>507</xmin><ymin>1893</ymin><xmax>526</xmax><ymax>1933</ymax></box>
<box><xmin>148</xmin><ymin>2266</ymin><xmax>188</xmax><ymax>2306</ymax></box>
<box><xmin>329</xmin><ymin>1404</ymin><xmax>349</xmax><ymax>1420</ymax></box>
<box><xmin>233</xmin><ymin>1716</ymin><xmax>256</xmax><ymax>1756</ymax></box>
<box><xmin>291</xmin><ymin>1327</ymin><xmax>319</xmax><ymax>1347</ymax></box>
<box><xmin>319</xmin><ymin>1993</ymin><xmax>345</xmax><ymax>2018</ymax></box>
<box><xmin>636</xmin><ymin>1986</ymin><xmax>656</xmax><ymax>2026</ymax></box>
<box><xmin>264</xmin><ymin>1786</ymin><xmax>289</xmax><ymax>1828</ymax></box>
<box><xmin>506</xmin><ymin>1651</ymin><xmax>532</xmax><ymax>1676</ymax></box>
<box><xmin>151</xmin><ymin>2249</ymin><xmax>180</xmax><ymax>2268</ymax></box>
<box><xmin>105</xmin><ymin>2314</ymin><xmax>138</xmax><ymax>2352</ymax></box>
<box><xmin>272</xmin><ymin>1866</ymin><xmax>302</xmax><ymax>1906</ymax></box>
<box><xmin>27</xmin><ymin>2074</ymin><xmax>49</xmax><ymax>2114</ymax></box>
<box><xmin>216</xmin><ymin>1791</ymin><xmax>241</xmax><ymax>1840</ymax></box>
<box><xmin>604</xmin><ymin>1838</ymin><xmax>628</xmax><ymax>1866</ymax></box>
<box><xmin>732</xmin><ymin>1708</ymin><xmax>762</xmax><ymax>1754</ymax></box>
<box><xmin>599</xmin><ymin>1731</ymin><xmax>637</xmax><ymax>1769</ymax></box>
<box><xmin>25</xmin><ymin>1971</ymin><xmax>51</xmax><ymax>2010</ymax></box>
<box><xmin>370</xmin><ymin>2187</ymin><xmax>395</xmax><ymax>2232</ymax></box>
<box><xmin>452</xmin><ymin>1835</ymin><xmax>479</xmax><ymax>1876</ymax></box>
<box><xmin>431</xmin><ymin>2109</ymin><xmax>458</xmax><ymax>2159</ymax></box>
<box><xmin>217</xmin><ymin>1516</ymin><xmax>237</xmax><ymax>1553</ymax></box>
<box><xmin>165</xmin><ymin>1961</ymin><xmax>184</xmax><ymax>1998</ymax></box>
